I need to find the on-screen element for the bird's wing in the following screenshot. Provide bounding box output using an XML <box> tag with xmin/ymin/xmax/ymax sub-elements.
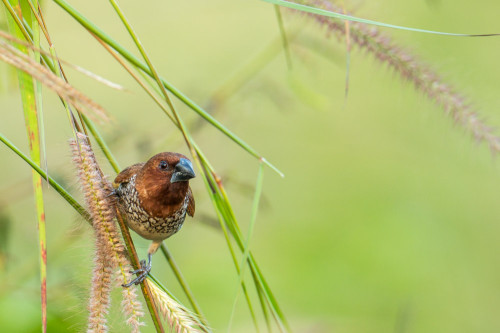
<box><xmin>113</xmin><ymin>163</ymin><xmax>145</xmax><ymax>187</ymax></box>
<box><xmin>187</xmin><ymin>186</ymin><xmax>195</xmax><ymax>217</ymax></box>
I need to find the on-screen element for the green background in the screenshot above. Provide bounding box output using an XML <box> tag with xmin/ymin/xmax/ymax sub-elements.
<box><xmin>1</xmin><ymin>0</ymin><xmax>500</xmax><ymax>332</ymax></box>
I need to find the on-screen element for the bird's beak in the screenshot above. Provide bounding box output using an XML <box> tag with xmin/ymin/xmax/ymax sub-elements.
<box><xmin>171</xmin><ymin>158</ymin><xmax>196</xmax><ymax>183</ymax></box>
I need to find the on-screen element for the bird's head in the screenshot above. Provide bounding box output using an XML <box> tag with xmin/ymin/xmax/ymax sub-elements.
<box><xmin>137</xmin><ymin>152</ymin><xmax>195</xmax><ymax>203</ymax></box>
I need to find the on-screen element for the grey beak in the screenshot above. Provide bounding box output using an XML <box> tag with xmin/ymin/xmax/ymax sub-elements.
<box><xmin>171</xmin><ymin>158</ymin><xmax>196</xmax><ymax>183</ymax></box>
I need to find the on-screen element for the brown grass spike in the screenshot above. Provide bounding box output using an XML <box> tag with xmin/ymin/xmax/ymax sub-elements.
<box><xmin>70</xmin><ymin>133</ymin><xmax>144</xmax><ymax>332</ymax></box>
<box><xmin>299</xmin><ymin>0</ymin><xmax>500</xmax><ymax>153</ymax></box>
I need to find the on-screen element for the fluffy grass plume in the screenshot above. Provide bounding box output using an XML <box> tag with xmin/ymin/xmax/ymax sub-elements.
<box><xmin>87</xmin><ymin>244</ymin><xmax>113</xmax><ymax>332</ymax></box>
<box><xmin>298</xmin><ymin>0</ymin><xmax>500</xmax><ymax>153</ymax></box>
<box><xmin>70</xmin><ymin>132</ymin><xmax>144</xmax><ymax>332</ymax></box>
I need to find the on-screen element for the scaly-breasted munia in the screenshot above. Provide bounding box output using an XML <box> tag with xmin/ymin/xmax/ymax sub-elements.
<box><xmin>113</xmin><ymin>152</ymin><xmax>195</xmax><ymax>287</ymax></box>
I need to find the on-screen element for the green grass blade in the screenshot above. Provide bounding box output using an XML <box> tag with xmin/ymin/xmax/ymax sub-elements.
<box><xmin>195</xmin><ymin>155</ymin><xmax>260</xmax><ymax>329</ymax></box>
<box><xmin>190</xmin><ymin>142</ymin><xmax>285</xmax><ymax>330</ymax></box>
<box><xmin>82</xmin><ymin>114</ymin><xmax>120</xmax><ymax>174</ymax></box>
<box><xmin>159</xmin><ymin>244</ymin><xmax>209</xmax><ymax>327</ymax></box>
<box><xmin>27</xmin><ymin>2</ymin><xmax>47</xmax><ymax>331</ymax></box>
<box><xmin>261</xmin><ymin>0</ymin><xmax>500</xmax><ymax>36</ymax></box>
<box><xmin>52</xmin><ymin>0</ymin><xmax>284</xmax><ymax>177</ymax></box>
<box><xmin>249</xmin><ymin>254</ymin><xmax>288</xmax><ymax>332</ymax></box>
<box><xmin>1</xmin><ymin>0</ymin><xmax>31</xmax><ymax>41</ymax></box>
<box><xmin>274</xmin><ymin>5</ymin><xmax>292</xmax><ymax>69</ymax></box>
<box><xmin>18</xmin><ymin>16</ymin><xmax>81</xmax><ymax>135</ymax></box>
<box><xmin>240</xmin><ymin>162</ymin><xmax>264</xmax><ymax>280</ymax></box>
<box><xmin>194</xmin><ymin>151</ymin><xmax>279</xmax><ymax>330</ymax></box>
<box><xmin>26</xmin><ymin>0</ymin><xmax>48</xmax><ymax>180</ymax></box>
<box><xmin>212</xmin><ymin>180</ymin><xmax>290</xmax><ymax>331</ymax></box>
<box><xmin>229</xmin><ymin>162</ymin><xmax>265</xmax><ymax>329</ymax></box>
<box><xmin>0</xmin><ymin>132</ymin><xmax>89</xmax><ymax>221</ymax></box>
<box><xmin>4</xmin><ymin>2</ymin><xmax>47</xmax><ymax>331</ymax></box>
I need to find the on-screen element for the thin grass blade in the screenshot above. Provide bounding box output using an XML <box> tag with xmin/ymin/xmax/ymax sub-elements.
<box><xmin>82</xmin><ymin>114</ymin><xmax>121</xmax><ymax>174</ymax></box>
<box><xmin>274</xmin><ymin>5</ymin><xmax>292</xmax><ymax>69</ymax></box>
<box><xmin>229</xmin><ymin>162</ymin><xmax>265</xmax><ymax>329</ymax></box>
<box><xmin>240</xmin><ymin>162</ymin><xmax>265</xmax><ymax>282</ymax></box>
<box><xmin>261</xmin><ymin>0</ymin><xmax>500</xmax><ymax>36</ymax></box>
<box><xmin>159</xmin><ymin>244</ymin><xmax>208</xmax><ymax>328</ymax></box>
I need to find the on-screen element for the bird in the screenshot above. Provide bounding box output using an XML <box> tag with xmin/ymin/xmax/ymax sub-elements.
<box><xmin>113</xmin><ymin>152</ymin><xmax>196</xmax><ymax>287</ymax></box>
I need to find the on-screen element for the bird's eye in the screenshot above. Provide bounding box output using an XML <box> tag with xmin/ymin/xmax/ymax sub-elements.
<box><xmin>159</xmin><ymin>161</ymin><xmax>168</xmax><ymax>170</ymax></box>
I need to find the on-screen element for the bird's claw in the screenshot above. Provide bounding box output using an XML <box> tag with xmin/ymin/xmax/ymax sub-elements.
<box><xmin>122</xmin><ymin>258</ymin><xmax>151</xmax><ymax>288</ymax></box>
<box><xmin>130</xmin><ymin>260</ymin><xmax>147</xmax><ymax>274</ymax></box>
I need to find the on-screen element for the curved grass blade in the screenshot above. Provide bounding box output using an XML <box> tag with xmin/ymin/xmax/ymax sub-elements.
<box><xmin>261</xmin><ymin>0</ymin><xmax>500</xmax><ymax>36</ymax></box>
<box><xmin>0</xmin><ymin>133</ymin><xmax>89</xmax><ymax>220</ymax></box>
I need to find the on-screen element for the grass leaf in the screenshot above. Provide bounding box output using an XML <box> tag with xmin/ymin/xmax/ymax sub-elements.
<box><xmin>261</xmin><ymin>0</ymin><xmax>500</xmax><ymax>36</ymax></box>
<box><xmin>4</xmin><ymin>1</ymin><xmax>47</xmax><ymax>331</ymax></box>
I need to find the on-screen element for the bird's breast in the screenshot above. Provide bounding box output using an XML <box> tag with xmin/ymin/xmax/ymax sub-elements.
<box><xmin>117</xmin><ymin>175</ymin><xmax>189</xmax><ymax>241</ymax></box>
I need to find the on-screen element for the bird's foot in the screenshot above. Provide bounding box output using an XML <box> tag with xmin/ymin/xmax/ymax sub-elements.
<box><xmin>122</xmin><ymin>258</ymin><xmax>151</xmax><ymax>288</ymax></box>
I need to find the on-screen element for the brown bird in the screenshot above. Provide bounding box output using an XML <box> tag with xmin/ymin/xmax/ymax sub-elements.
<box><xmin>113</xmin><ymin>152</ymin><xmax>195</xmax><ymax>287</ymax></box>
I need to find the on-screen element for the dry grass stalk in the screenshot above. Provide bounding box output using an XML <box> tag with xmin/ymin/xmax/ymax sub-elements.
<box><xmin>0</xmin><ymin>38</ymin><xmax>109</xmax><ymax>122</ymax></box>
<box><xmin>147</xmin><ymin>279</ymin><xmax>206</xmax><ymax>333</ymax></box>
<box><xmin>0</xmin><ymin>31</ymin><xmax>125</xmax><ymax>91</ymax></box>
<box><xmin>70</xmin><ymin>133</ymin><xmax>144</xmax><ymax>332</ymax></box>
<box><xmin>298</xmin><ymin>0</ymin><xmax>500</xmax><ymax>153</ymax></box>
